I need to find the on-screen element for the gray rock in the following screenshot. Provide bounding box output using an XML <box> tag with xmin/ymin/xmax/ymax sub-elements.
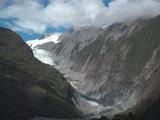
<box><xmin>29</xmin><ymin>16</ymin><xmax>160</xmax><ymax>117</ymax></box>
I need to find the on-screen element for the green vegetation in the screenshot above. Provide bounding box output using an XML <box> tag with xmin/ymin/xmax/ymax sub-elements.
<box><xmin>0</xmin><ymin>27</ymin><xmax>81</xmax><ymax>120</ymax></box>
<box><xmin>112</xmin><ymin>112</ymin><xmax>137</xmax><ymax>120</ymax></box>
<box><xmin>91</xmin><ymin>113</ymin><xmax>137</xmax><ymax>120</ymax></box>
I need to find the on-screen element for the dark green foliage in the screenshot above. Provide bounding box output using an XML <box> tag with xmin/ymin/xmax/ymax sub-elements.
<box><xmin>91</xmin><ymin>116</ymin><xmax>109</xmax><ymax>120</ymax></box>
<box><xmin>0</xmin><ymin>27</ymin><xmax>81</xmax><ymax>120</ymax></box>
<box><xmin>100</xmin><ymin>116</ymin><xmax>109</xmax><ymax>120</ymax></box>
<box><xmin>112</xmin><ymin>112</ymin><xmax>137</xmax><ymax>120</ymax></box>
<box><xmin>91</xmin><ymin>118</ymin><xmax>99</xmax><ymax>120</ymax></box>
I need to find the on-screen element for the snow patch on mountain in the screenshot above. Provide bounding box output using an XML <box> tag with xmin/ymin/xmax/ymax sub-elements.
<box><xmin>26</xmin><ymin>33</ymin><xmax>62</xmax><ymax>66</ymax></box>
<box><xmin>32</xmin><ymin>49</ymin><xmax>55</xmax><ymax>66</ymax></box>
<box><xmin>26</xmin><ymin>33</ymin><xmax>61</xmax><ymax>49</ymax></box>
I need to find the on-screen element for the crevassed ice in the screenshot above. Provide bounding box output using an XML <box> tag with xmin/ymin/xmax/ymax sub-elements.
<box><xmin>33</xmin><ymin>49</ymin><xmax>55</xmax><ymax>66</ymax></box>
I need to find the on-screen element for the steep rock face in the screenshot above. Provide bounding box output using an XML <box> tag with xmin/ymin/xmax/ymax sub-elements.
<box><xmin>27</xmin><ymin>16</ymin><xmax>160</xmax><ymax>116</ymax></box>
<box><xmin>54</xmin><ymin>26</ymin><xmax>104</xmax><ymax>60</ymax></box>
<box><xmin>0</xmin><ymin>27</ymin><xmax>81</xmax><ymax>120</ymax></box>
<box><xmin>134</xmin><ymin>64</ymin><xmax>160</xmax><ymax>120</ymax></box>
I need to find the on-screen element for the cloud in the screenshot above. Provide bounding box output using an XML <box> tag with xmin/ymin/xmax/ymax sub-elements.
<box><xmin>105</xmin><ymin>0</ymin><xmax>160</xmax><ymax>24</ymax></box>
<box><xmin>0</xmin><ymin>0</ymin><xmax>5</xmax><ymax>7</ymax></box>
<box><xmin>0</xmin><ymin>0</ymin><xmax>160</xmax><ymax>33</ymax></box>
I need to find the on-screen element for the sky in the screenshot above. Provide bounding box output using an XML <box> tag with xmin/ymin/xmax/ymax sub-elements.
<box><xmin>0</xmin><ymin>0</ymin><xmax>160</xmax><ymax>41</ymax></box>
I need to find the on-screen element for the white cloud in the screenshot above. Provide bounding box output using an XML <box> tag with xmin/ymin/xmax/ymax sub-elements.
<box><xmin>0</xmin><ymin>0</ymin><xmax>3</xmax><ymax>3</ymax></box>
<box><xmin>0</xmin><ymin>0</ymin><xmax>160</xmax><ymax>33</ymax></box>
<box><xmin>105</xmin><ymin>0</ymin><xmax>160</xmax><ymax>24</ymax></box>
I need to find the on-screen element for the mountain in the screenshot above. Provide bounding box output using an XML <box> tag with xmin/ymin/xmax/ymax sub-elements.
<box><xmin>26</xmin><ymin>26</ymin><xmax>106</xmax><ymax>115</ymax></box>
<box><xmin>0</xmin><ymin>27</ymin><xmax>81</xmax><ymax>120</ymax></box>
<box><xmin>26</xmin><ymin>34</ymin><xmax>61</xmax><ymax>66</ymax></box>
<box><xmin>27</xmin><ymin>33</ymin><xmax>61</xmax><ymax>49</ymax></box>
<box><xmin>27</xmin><ymin>15</ymin><xmax>160</xmax><ymax>119</ymax></box>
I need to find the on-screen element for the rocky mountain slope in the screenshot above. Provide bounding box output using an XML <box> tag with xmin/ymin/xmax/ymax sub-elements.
<box><xmin>27</xmin><ymin>15</ymin><xmax>160</xmax><ymax>119</ymax></box>
<box><xmin>0</xmin><ymin>27</ymin><xmax>81</xmax><ymax>120</ymax></box>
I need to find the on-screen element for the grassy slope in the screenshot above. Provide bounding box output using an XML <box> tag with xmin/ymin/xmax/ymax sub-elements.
<box><xmin>0</xmin><ymin>27</ymin><xmax>81</xmax><ymax>120</ymax></box>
